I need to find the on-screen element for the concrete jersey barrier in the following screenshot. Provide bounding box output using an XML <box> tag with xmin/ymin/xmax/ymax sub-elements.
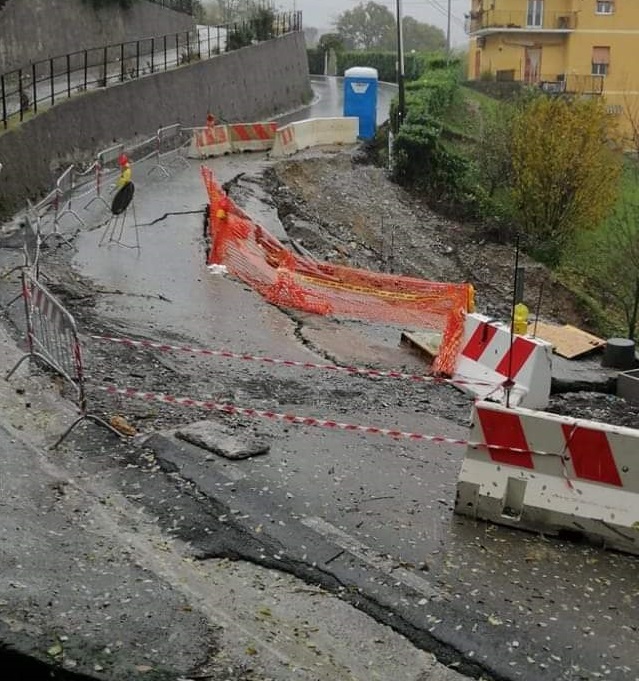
<box><xmin>453</xmin><ymin>312</ymin><xmax>553</xmax><ymax>409</ymax></box>
<box><xmin>456</xmin><ymin>400</ymin><xmax>639</xmax><ymax>555</ymax></box>
<box><xmin>190</xmin><ymin>117</ymin><xmax>359</xmax><ymax>159</ymax></box>
<box><xmin>270</xmin><ymin>117</ymin><xmax>359</xmax><ymax>158</ymax></box>
<box><xmin>228</xmin><ymin>122</ymin><xmax>278</xmax><ymax>152</ymax></box>
<box><xmin>188</xmin><ymin>125</ymin><xmax>232</xmax><ymax>158</ymax></box>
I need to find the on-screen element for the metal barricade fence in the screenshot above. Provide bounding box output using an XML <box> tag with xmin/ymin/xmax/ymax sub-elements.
<box><xmin>72</xmin><ymin>160</ymin><xmax>100</xmax><ymax>205</ymax></box>
<box><xmin>1</xmin><ymin>201</ymin><xmax>44</xmax><ymax>310</ymax></box>
<box><xmin>5</xmin><ymin>269</ymin><xmax>118</xmax><ymax>447</ymax></box>
<box><xmin>148</xmin><ymin>123</ymin><xmax>189</xmax><ymax>177</ymax></box>
<box><xmin>53</xmin><ymin>165</ymin><xmax>85</xmax><ymax>238</ymax></box>
<box><xmin>85</xmin><ymin>143</ymin><xmax>124</xmax><ymax>209</ymax></box>
<box><xmin>126</xmin><ymin>135</ymin><xmax>159</xmax><ymax>165</ymax></box>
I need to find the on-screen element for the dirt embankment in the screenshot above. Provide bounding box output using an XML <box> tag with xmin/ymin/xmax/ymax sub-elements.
<box><xmin>263</xmin><ymin>152</ymin><xmax>594</xmax><ymax>328</ymax></box>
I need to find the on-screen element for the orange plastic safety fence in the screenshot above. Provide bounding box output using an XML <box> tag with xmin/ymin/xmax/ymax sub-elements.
<box><xmin>202</xmin><ymin>166</ymin><xmax>472</xmax><ymax>375</ymax></box>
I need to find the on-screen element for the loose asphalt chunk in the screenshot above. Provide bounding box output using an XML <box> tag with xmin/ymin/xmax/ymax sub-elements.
<box><xmin>175</xmin><ymin>419</ymin><xmax>271</xmax><ymax>459</ymax></box>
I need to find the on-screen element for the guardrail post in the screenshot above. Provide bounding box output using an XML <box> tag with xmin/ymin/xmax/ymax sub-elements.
<box><xmin>31</xmin><ymin>63</ymin><xmax>37</xmax><ymax>115</ymax></box>
<box><xmin>1</xmin><ymin>74</ymin><xmax>7</xmax><ymax>129</ymax></box>
<box><xmin>120</xmin><ymin>42</ymin><xmax>125</xmax><ymax>81</ymax></box>
<box><xmin>163</xmin><ymin>35</ymin><xmax>167</xmax><ymax>71</ymax></box>
<box><xmin>18</xmin><ymin>69</ymin><xmax>24</xmax><ymax>122</ymax></box>
<box><xmin>49</xmin><ymin>58</ymin><xmax>54</xmax><ymax>105</ymax></box>
<box><xmin>136</xmin><ymin>40</ymin><xmax>140</xmax><ymax>77</ymax></box>
<box><xmin>66</xmin><ymin>54</ymin><xmax>71</xmax><ymax>97</ymax></box>
<box><xmin>151</xmin><ymin>37</ymin><xmax>155</xmax><ymax>73</ymax></box>
<box><xmin>83</xmin><ymin>50</ymin><xmax>88</xmax><ymax>90</ymax></box>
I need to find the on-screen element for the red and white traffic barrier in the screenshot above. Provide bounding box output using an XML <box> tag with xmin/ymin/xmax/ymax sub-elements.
<box><xmin>270</xmin><ymin>118</ymin><xmax>359</xmax><ymax>158</ymax></box>
<box><xmin>271</xmin><ymin>124</ymin><xmax>297</xmax><ymax>157</ymax></box>
<box><xmin>228</xmin><ymin>122</ymin><xmax>278</xmax><ymax>152</ymax></box>
<box><xmin>455</xmin><ymin>400</ymin><xmax>639</xmax><ymax>555</ymax></box>
<box><xmin>90</xmin><ymin>333</ymin><xmax>497</xmax><ymax>388</ymax></box>
<box><xmin>453</xmin><ymin>312</ymin><xmax>553</xmax><ymax>409</ymax></box>
<box><xmin>98</xmin><ymin>384</ymin><xmax>470</xmax><ymax>446</ymax></box>
<box><xmin>189</xmin><ymin>125</ymin><xmax>232</xmax><ymax>158</ymax></box>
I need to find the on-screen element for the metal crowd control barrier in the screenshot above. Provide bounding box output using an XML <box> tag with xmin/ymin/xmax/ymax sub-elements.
<box><xmin>85</xmin><ymin>144</ymin><xmax>124</xmax><ymax>210</ymax></box>
<box><xmin>5</xmin><ymin>270</ymin><xmax>119</xmax><ymax>448</ymax></box>
<box><xmin>73</xmin><ymin>160</ymin><xmax>100</xmax><ymax>206</ymax></box>
<box><xmin>1</xmin><ymin>203</ymin><xmax>44</xmax><ymax>310</ymax></box>
<box><xmin>52</xmin><ymin>165</ymin><xmax>85</xmax><ymax>242</ymax></box>
<box><xmin>126</xmin><ymin>135</ymin><xmax>159</xmax><ymax>165</ymax></box>
<box><xmin>148</xmin><ymin>124</ymin><xmax>189</xmax><ymax>178</ymax></box>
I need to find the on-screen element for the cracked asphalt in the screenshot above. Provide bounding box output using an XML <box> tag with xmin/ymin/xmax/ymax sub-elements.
<box><xmin>0</xmin><ymin>77</ymin><xmax>637</xmax><ymax>681</ymax></box>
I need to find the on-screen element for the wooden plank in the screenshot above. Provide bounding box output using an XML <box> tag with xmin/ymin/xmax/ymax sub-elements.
<box><xmin>400</xmin><ymin>330</ymin><xmax>441</xmax><ymax>361</ymax></box>
<box><xmin>527</xmin><ymin>321</ymin><xmax>605</xmax><ymax>359</ymax></box>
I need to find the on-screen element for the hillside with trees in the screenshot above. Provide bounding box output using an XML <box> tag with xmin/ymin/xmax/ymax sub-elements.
<box><xmin>383</xmin><ymin>59</ymin><xmax>638</xmax><ymax>339</ymax></box>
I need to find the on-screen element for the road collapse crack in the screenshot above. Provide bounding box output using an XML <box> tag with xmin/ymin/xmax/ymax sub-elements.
<box><xmin>145</xmin><ymin>437</ymin><xmax>500</xmax><ymax>681</ymax></box>
<box><xmin>192</xmin><ymin>514</ymin><xmax>502</xmax><ymax>681</ymax></box>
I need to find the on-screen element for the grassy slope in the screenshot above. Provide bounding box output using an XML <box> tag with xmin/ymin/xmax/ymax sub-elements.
<box><xmin>438</xmin><ymin>84</ymin><xmax>639</xmax><ymax>338</ymax></box>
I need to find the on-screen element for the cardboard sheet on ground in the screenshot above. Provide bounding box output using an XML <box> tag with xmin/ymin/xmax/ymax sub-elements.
<box><xmin>400</xmin><ymin>330</ymin><xmax>441</xmax><ymax>360</ymax></box>
<box><xmin>528</xmin><ymin>321</ymin><xmax>605</xmax><ymax>359</ymax></box>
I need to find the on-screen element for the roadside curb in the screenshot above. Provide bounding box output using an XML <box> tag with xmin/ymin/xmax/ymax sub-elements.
<box><xmin>146</xmin><ymin>432</ymin><xmax>514</xmax><ymax>681</ymax></box>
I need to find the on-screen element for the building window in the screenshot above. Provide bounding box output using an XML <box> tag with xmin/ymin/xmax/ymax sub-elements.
<box><xmin>527</xmin><ymin>0</ymin><xmax>544</xmax><ymax>27</ymax></box>
<box><xmin>592</xmin><ymin>46</ymin><xmax>610</xmax><ymax>75</ymax></box>
<box><xmin>596</xmin><ymin>1</ymin><xmax>614</xmax><ymax>14</ymax></box>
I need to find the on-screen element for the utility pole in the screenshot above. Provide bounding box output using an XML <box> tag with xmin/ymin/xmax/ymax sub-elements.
<box><xmin>446</xmin><ymin>0</ymin><xmax>452</xmax><ymax>52</ymax></box>
<box><xmin>396</xmin><ymin>0</ymin><xmax>405</xmax><ymax>128</ymax></box>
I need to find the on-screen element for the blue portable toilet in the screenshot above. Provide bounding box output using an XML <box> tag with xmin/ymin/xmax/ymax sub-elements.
<box><xmin>343</xmin><ymin>66</ymin><xmax>378</xmax><ymax>140</ymax></box>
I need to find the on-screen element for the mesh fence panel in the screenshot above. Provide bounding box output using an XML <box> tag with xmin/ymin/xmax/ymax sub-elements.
<box><xmin>202</xmin><ymin>167</ymin><xmax>472</xmax><ymax>375</ymax></box>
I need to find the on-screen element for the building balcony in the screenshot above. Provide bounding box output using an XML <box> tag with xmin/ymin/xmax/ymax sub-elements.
<box><xmin>466</xmin><ymin>9</ymin><xmax>578</xmax><ymax>36</ymax></box>
<box><xmin>493</xmin><ymin>70</ymin><xmax>605</xmax><ymax>95</ymax></box>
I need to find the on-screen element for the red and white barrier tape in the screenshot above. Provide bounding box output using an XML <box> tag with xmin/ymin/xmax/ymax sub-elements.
<box><xmin>90</xmin><ymin>334</ymin><xmax>496</xmax><ymax>388</ymax></box>
<box><xmin>98</xmin><ymin>384</ymin><xmax>468</xmax><ymax>445</ymax></box>
<box><xmin>97</xmin><ymin>384</ymin><xmax>562</xmax><ymax>458</ymax></box>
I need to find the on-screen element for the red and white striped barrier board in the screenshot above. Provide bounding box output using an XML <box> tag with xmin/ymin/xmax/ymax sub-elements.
<box><xmin>455</xmin><ymin>400</ymin><xmax>639</xmax><ymax>555</ymax></box>
<box><xmin>90</xmin><ymin>333</ymin><xmax>497</xmax><ymax>388</ymax></box>
<box><xmin>228</xmin><ymin>122</ymin><xmax>278</xmax><ymax>152</ymax></box>
<box><xmin>454</xmin><ymin>312</ymin><xmax>553</xmax><ymax>409</ymax></box>
<box><xmin>270</xmin><ymin>124</ymin><xmax>297</xmax><ymax>157</ymax></box>
<box><xmin>98</xmin><ymin>384</ymin><xmax>470</xmax><ymax>446</ymax></box>
<box><xmin>188</xmin><ymin>125</ymin><xmax>232</xmax><ymax>158</ymax></box>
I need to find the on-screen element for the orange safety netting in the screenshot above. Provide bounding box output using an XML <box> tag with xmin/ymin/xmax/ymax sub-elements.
<box><xmin>202</xmin><ymin>166</ymin><xmax>474</xmax><ymax>375</ymax></box>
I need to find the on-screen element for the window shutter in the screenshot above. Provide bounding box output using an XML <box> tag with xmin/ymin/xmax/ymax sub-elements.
<box><xmin>592</xmin><ymin>46</ymin><xmax>610</xmax><ymax>64</ymax></box>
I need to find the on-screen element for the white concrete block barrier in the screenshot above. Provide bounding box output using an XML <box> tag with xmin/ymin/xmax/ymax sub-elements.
<box><xmin>271</xmin><ymin>124</ymin><xmax>297</xmax><ymax>157</ymax></box>
<box><xmin>270</xmin><ymin>118</ymin><xmax>359</xmax><ymax>158</ymax></box>
<box><xmin>456</xmin><ymin>400</ymin><xmax>639</xmax><ymax>555</ymax></box>
<box><xmin>453</xmin><ymin>312</ymin><xmax>553</xmax><ymax>409</ymax></box>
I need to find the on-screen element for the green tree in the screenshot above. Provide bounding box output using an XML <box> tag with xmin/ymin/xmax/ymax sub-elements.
<box><xmin>510</xmin><ymin>95</ymin><xmax>622</xmax><ymax>265</ymax></box>
<box><xmin>402</xmin><ymin>17</ymin><xmax>446</xmax><ymax>52</ymax></box>
<box><xmin>568</xmin><ymin>200</ymin><xmax>639</xmax><ymax>339</ymax></box>
<box><xmin>318</xmin><ymin>33</ymin><xmax>345</xmax><ymax>53</ymax></box>
<box><xmin>335</xmin><ymin>1</ymin><xmax>395</xmax><ymax>50</ymax></box>
<box><xmin>304</xmin><ymin>26</ymin><xmax>320</xmax><ymax>47</ymax></box>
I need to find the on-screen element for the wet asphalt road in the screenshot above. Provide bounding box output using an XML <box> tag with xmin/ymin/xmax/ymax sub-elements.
<box><xmin>53</xmin><ymin>78</ymin><xmax>639</xmax><ymax>680</ymax></box>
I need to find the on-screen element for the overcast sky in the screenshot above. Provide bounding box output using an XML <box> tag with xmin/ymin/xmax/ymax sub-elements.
<box><xmin>280</xmin><ymin>0</ymin><xmax>472</xmax><ymax>48</ymax></box>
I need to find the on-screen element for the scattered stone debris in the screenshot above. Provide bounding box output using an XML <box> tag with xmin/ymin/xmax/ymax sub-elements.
<box><xmin>176</xmin><ymin>420</ymin><xmax>271</xmax><ymax>459</ymax></box>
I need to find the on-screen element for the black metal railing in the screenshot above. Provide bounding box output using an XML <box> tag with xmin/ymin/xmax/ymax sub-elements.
<box><xmin>146</xmin><ymin>0</ymin><xmax>194</xmax><ymax>15</ymax></box>
<box><xmin>466</xmin><ymin>9</ymin><xmax>578</xmax><ymax>34</ymax></box>
<box><xmin>0</xmin><ymin>11</ymin><xmax>302</xmax><ymax>130</ymax></box>
<box><xmin>490</xmin><ymin>70</ymin><xmax>605</xmax><ymax>96</ymax></box>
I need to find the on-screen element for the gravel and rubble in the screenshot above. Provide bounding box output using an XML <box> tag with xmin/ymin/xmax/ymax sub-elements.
<box><xmin>2</xmin><ymin>143</ymin><xmax>639</xmax><ymax>681</ymax></box>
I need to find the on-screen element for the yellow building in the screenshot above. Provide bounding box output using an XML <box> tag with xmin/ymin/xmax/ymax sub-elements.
<box><xmin>466</xmin><ymin>0</ymin><xmax>639</xmax><ymax>140</ymax></box>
